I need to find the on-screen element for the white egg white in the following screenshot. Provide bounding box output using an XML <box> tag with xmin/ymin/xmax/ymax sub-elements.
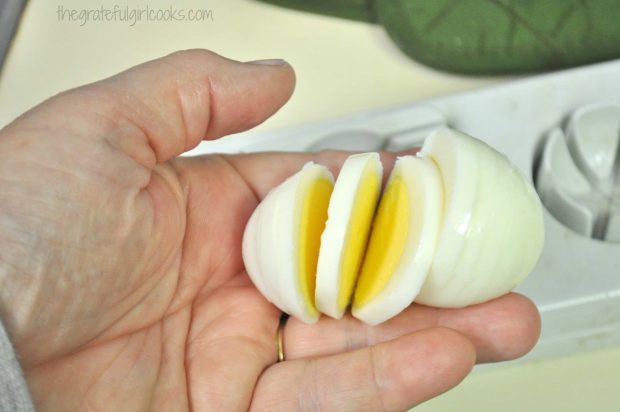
<box><xmin>352</xmin><ymin>156</ymin><xmax>443</xmax><ymax>325</ymax></box>
<box><xmin>315</xmin><ymin>152</ymin><xmax>383</xmax><ymax>319</ymax></box>
<box><xmin>415</xmin><ymin>127</ymin><xmax>545</xmax><ymax>307</ymax></box>
<box><xmin>242</xmin><ymin>162</ymin><xmax>334</xmax><ymax>323</ymax></box>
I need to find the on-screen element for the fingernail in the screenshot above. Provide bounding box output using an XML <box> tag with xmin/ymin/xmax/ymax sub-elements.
<box><xmin>246</xmin><ymin>59</ymin><xmax>288</xmax><ymax>66</ymax></box>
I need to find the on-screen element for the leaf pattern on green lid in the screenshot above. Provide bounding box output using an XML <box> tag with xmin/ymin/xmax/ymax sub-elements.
<box><xmin>256</xmin><ymin>0</ymin><xmax>620</xmax><ymax>74</ymax></box>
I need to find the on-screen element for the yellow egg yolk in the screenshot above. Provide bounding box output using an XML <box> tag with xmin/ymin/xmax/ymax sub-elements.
<box><xmin>353</xmin><ymin>173</ymin><xmax>410</xmax><ymax>308</ymax></box>
<box><xmin>299</xmin><ymin>176</ymin><xmax>334</xmax><ymax>316</ymax></box>
<box><xmin>337</xmin><ymin>162</ymin><xmax>381</xmax><ymax>311</ymax></box>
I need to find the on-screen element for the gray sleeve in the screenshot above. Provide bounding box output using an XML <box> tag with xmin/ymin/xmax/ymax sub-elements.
<box><xmin>0</xmin><ymin>319</ymin><xmax>35</xmax><ymax>411</ymax></box>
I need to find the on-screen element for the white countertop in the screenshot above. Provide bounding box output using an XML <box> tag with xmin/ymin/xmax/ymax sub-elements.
<box><xmin>1</xmin><ymin>1</ymin><xmax>618</xmax><ymax>410</ymax></box>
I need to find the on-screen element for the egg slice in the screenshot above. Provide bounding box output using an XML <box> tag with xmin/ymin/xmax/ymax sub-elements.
<box><xmin>315</xmin><ymin>153</ymin><xmax>383</xmax><ymax>319</ymax></box>
<box><xmin>414</xmin><ymin>127</ymin><xmax>545</xmax><ymax>307</ymax></box>
<box><xmin>242</xmin><ymin>162</ymin><xmax>334</xmax><ymax>324</ymax></box>
<box><xmin>351</xmin><ymin>156</ymin><xmax>443</xmax><ymax>325</ymax></box>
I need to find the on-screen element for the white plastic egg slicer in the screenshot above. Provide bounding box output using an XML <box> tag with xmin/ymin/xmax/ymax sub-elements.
<box><xmin>186</xmin><ymin>59</ymin><xmax>620</xmax><ymax>364</ymax></box>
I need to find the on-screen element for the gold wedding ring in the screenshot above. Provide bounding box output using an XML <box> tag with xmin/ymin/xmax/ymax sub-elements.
<box><xmin>276</xmin><ymin>314</ymin><xmax>288</xmax><ymax>362</ymax></box>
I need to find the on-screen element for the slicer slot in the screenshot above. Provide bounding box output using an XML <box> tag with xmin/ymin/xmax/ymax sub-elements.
<box><xmin>565</xmin><ymin>102</ymin><xmax>620</xmax><ymax>193</ymax></box>
<box><xmin>536</xmin><ymin>103</ymin><xmax>620</xmax><ymax>243</ymax></box>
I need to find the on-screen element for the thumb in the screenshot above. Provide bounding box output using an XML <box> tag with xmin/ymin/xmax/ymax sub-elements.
<box><xmin>5</xmin><ymin>50</ymin><xmax>295</xmax><ymax>164</ymax></box>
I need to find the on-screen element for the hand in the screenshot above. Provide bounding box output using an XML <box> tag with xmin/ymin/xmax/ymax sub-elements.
<box><xmin>0</xmin><ymin>50</ymin><xmax>540</xmax><ymax>411</ymax></box>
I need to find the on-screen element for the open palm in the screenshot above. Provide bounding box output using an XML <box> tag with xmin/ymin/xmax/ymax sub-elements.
<box><xmin>0</xmin><ymin>51</ymin><xmax>540</xmax><ymax>412</ymax></box>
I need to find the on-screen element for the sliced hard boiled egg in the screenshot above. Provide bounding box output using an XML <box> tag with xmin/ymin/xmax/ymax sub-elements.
<box><xmin>242</xmin><ymin>127</ymin><xmax>545</xmax><ymax>325</ymax></box>
<box><xmin>315</xmin><ymin>152</ymin><xmax>383</xmax><ymax>319</ymax></box>
<box><xmin>242</xmin><ymin>162</ymin><xmax>334</xmax><ymax>324</ymax></box>
<box><xmin>351</xmin><ymin>156</ymin><xmax>443</xmax><ymax>325</ymax></box>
